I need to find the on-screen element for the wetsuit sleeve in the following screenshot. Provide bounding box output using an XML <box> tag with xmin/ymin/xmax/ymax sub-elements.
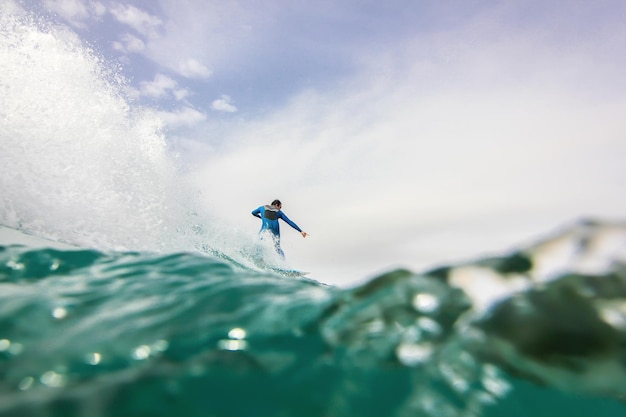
<box><xmin>278</xmin><ymin>212</ymin><xmax>302</xmax><ymax>232</ymax></box>
<box><xmin>251</xmin><ymin>207</ymin><xmax>261</xmax><ymax>218</ymax></box>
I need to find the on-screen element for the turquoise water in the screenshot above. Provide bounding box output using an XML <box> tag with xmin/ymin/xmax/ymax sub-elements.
<box><xmin>1</xmin><ymin>221</ymin><xmax>626</xmax><ymax>416</ymax></box>
<box><xmin>2</xmin><ymin>3</ymin><xmax>626</xmax><ymax>416</ymax></box>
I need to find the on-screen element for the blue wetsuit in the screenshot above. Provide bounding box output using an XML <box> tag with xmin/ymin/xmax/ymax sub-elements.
<box><xmin>251</xmin><ymin>205</ymin><xmax>302</xmax><ymax>258</ymax></box>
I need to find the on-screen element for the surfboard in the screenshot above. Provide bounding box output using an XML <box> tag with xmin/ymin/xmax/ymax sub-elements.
<box><xmin>0</xmin><ymin>225</ymin><xmax>77</xmax><ymax>250</ymax></box>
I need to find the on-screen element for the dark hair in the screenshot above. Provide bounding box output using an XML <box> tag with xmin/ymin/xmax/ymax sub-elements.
<box><xmin>271</xmin><ymin>199</ymin><xmax>282</xmax><ymax>206</ymax></box>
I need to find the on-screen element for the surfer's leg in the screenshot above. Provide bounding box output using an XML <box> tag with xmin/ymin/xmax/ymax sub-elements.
<box><xmin>274</xmin><ymin>237</ymin><xmax>285</xmax><ymax>259</ymax></box>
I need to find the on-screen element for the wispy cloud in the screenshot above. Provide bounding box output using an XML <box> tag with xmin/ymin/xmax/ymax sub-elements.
<box><xmin>138</xmin><ymin>1</ymin><xmax>256</xmax><ymax>82</ymax></box>
<box><xmin>177</xmin><ymin>58</ymin><xmax>212</xmax><ymax>79</ymax></box>
<box><xmin>138</xmin><ymin>73</ymin><xmax>193</xmax><ymax>103</ymax></box>
<box><xmin>173</xmin><ymin>88</ymin><xmax>191</xmax><ymax>101</ymax></box>
<box><xmin>139</xmin><ymin>73</ymin><xmax>177</xmax><ymax>99</ymax></box>
<box><xmin>211</xmin><ymin>95</ymin><xmax>237</xmax><ymax>113</ymax></box>
<box><xmin>91</xmin><ymin>1</ymin><xmax>105</xmax><ymax>16</ymax></box>
<box><xmin>156</xmin><ymin>106</ymin><xmax>206</xmax><ymax>128</ymax></box>
<box><xmin>43</xmin><ymin>0</ymin><xmax>91</xmax><ymax>27</ymax></box>
<box><xmin>109</xmin><ymin>3</ymin><xmax>162</xmax><ymax>37</ymax></box>
<box><xmin>138</xmin><ymin>73</ymin><xmax>192</xmax><ymax>103</ymax></box>
<box><xmin>112</xmin><ymin>33</ymin><xmax>145</xmax><ymax>53</ymax></box>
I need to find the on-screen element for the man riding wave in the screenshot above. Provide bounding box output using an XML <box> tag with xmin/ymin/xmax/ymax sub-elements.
<box><xmin>251</xmin><ymin>199</ymin><xmax>308</xmax><ymax>258</ymax></box>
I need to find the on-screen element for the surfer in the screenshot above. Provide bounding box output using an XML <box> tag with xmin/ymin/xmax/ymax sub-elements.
<box><xmin>251</xmin><ymin>199</ymin><xmax>308</xmax><ymax>258</ymax></box>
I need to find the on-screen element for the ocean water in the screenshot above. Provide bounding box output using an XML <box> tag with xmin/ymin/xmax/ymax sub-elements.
<box><xmin>2</xmin><ymin>3</ymin><xmax>626</xmax><ymax>417</ymax></box>
<box><xmin>1</xmin><ymin>223</ymin><xmax>625</xmax><ymax>417</ymax></box>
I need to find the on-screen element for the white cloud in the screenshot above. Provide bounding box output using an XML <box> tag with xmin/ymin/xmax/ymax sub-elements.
<box><xmin>43</xmin><ymin>0</ymin><xmax>106</xmax><ymax>27</ymax></box>
<box><xmin>137</xmin><ymin>1</ymin><xmax>257</xmax><ymax>81</ymax></box>
<box><xmin>177</xmin><ymin>58</ymin><xmax>212</xmax><ymax>79</ymax></box>
<box><xmin>112</xmin><ymin>33</ymin><xmax>145</xmax><ymax>53</ymax></box>
<box><xmin>90</xmin><ymin>1</ymin><xmax>106</xmax><ymax>17</ymax></box>
<box><xmin>139</xmin><ymin>73</ymin><xmax>177</xmax><ymax>99</ymax></box>
<box><xmin>43</xmin><ymin>0</ymin><xmax>90</xmax><ymax>27</ymax></box>
<box><xmin>138</xmin><ymin>73</ymin><xmax>192</xmax><ymax>102</ymax></box>
<box><xmin>211</xmin><ymin>95</ymin><xmax>237</xmax><ymax>112</ymax></box>
<box><xmin>109</xmin><ymin>4</ymin><xmax>162</xmax><ymax>37</ymax></box>
<box><xmin>156</xmin><ymin>106</ymin><xmax>206</xmax><ymax>128</ymax></box>
<box><xmin>173</xmin><ymin>88</ymin><xmax>191</xmax><ymax>101</ymax></box>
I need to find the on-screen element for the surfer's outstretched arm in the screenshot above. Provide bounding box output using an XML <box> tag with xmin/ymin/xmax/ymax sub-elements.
<box><xmin>251</xmin><ymin>207</ymin><xmax>262</xmax><ymax>218</ymax></box>
<box><xmin>279</xmin><ymin>212</ymin><xmax>308</xmax><ymax>237</ymax></box>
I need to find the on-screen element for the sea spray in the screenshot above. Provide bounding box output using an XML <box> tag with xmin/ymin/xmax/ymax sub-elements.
<box><xmin>0</xmin><ymin>3</ymin><xmax>195</xmax><ymax>252</ymax></box>
<box><xmin>0</xmin><ymin>2</ymin><xmax>303</xmax><ymax>275</ymax></box>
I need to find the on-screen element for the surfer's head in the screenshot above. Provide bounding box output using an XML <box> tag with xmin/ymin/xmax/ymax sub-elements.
<box><xmin>271</xmin><ymin>199</ymin><xmax>282</xmax><ymax>209</ymax></box>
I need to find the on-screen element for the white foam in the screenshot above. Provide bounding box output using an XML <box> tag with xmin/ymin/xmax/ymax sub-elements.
<box><xmin>0</xmin><ymin>4</ymin><xmax>196</xmax><ymax>253</ymax></box>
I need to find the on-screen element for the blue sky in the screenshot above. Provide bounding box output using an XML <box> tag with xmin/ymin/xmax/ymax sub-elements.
<box><xmin>20</xmin><ymin>0</ymin><xmax>626</xmax><ymax>285</ymax></box>
<box><xmin>31</xmin><ymin>1</ymin><xmax>626</xmax><ymax>125</ymax></box>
